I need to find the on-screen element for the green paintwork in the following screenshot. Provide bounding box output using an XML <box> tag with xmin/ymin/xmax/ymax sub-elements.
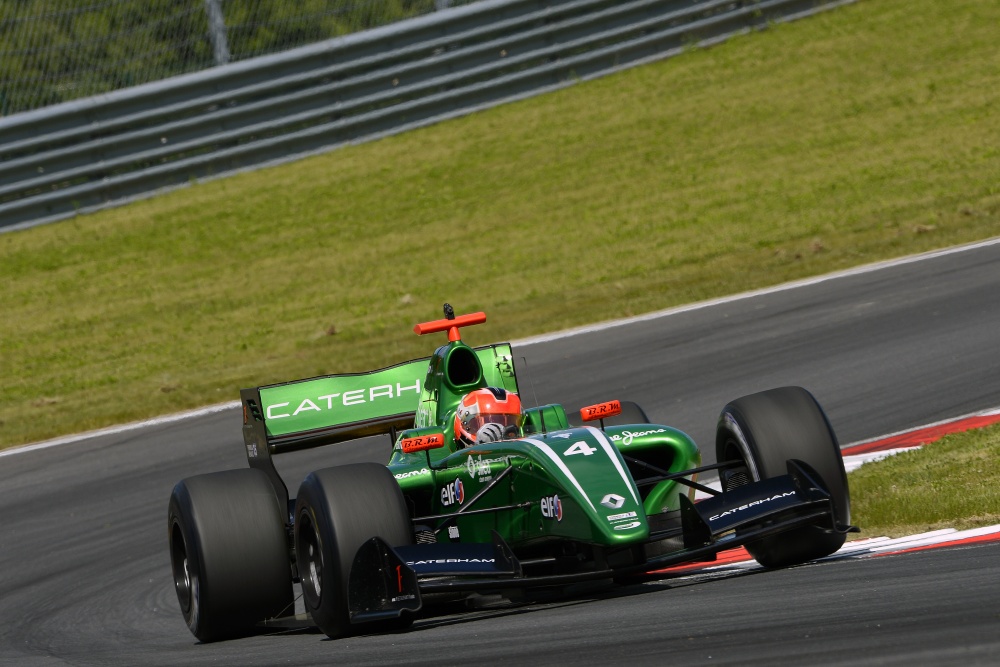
<box><xmin>522</xmin><ymin>404</ymin><xmax>571</xmax><ymax>434</ymax></box>
<box><xmin>413</xmin><ymin>341</ymin><xmax>518</xmax><ymax>429</ymax></box>
<box><xmin>395</xmin><ymin>430</ymin><xmax>646</xmax><ymax>546</ymax></box>
<box><xmin>258</xmin><ymin>343</ymin><xmax>515</xmax><ymax>437</ymax></box>
<box><xmin>602</xmin><ymin>424</ymin><xmax>701</xmax><ymax>515</ymax></box>
<box><xmin>388</xmin><ymin>420</ymin><xmax>700</xmax><ymax>549</ymax></box>
<box><xmin>251</xmin><ymin>325</ymin><xmax>700</xmax><ymax>552</ymax></box>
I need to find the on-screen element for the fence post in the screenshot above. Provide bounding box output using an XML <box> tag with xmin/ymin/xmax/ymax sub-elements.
<box><xmin>204</xmin><ymin>0</ymin><xmax>231</xmax><ymax>66</ymax></box>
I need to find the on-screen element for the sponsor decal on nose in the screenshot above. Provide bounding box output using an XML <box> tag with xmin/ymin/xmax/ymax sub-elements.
<box><xmin>440</xmin><ymin>479</ymin><xmax>465</xmax><ymax>506</ymax></box>
<box><xmin>614</xmin><ymin>521</ymin><xmax>641</xmax><ymax>531</ymax></box>
<box><xmin>540</xmin><ymin>494</ymin><xmax>563</xmax><ymax>522</ymax></box>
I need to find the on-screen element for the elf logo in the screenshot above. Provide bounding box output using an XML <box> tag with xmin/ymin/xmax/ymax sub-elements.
<box><xmin>540</xmin><ymin>494</ymin><xmax>563</xmax><ymax>521</ymax></box>
<box><xmin>440</xmin><ymin>479</ymin><xmax>465</xmax><ymax>506</ymax></box>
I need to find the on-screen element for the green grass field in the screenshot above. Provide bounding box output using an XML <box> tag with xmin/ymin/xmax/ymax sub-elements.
<box><xmin>1</xmin><ymin>0</ymin><xmax>999</xmax><ymax>449</ymax></box>
<box><xmin>849</xmin><ymin>423</ymin><xmax>1000</xmax><ymax>538</ymax></box>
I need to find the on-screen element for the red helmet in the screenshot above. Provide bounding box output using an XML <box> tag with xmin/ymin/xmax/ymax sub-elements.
<box><xmin>454</xmin><ymin>387</ymin><xmax>523</xmax><ymax>447</ymax></box>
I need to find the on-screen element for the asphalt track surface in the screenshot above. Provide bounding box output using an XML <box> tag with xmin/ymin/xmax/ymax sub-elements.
<box><xmin>2</xmin><ymin>239</ymin><xmax>1000</xmax><ymax>666</ymax></box>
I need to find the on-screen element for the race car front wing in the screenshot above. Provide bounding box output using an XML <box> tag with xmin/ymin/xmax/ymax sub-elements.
<box><xmin>346</xmin><ymin>459</ymin><xmax>856</xmax><ymax>624</ymax></box>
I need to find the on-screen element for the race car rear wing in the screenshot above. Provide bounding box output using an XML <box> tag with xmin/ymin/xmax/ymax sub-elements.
<box><xmin>239</xmin><ymin>344</ymin><xmax>517</xmax><ymax>520</ymax></box>
<box><xmin>242</xmin><ymin>356</ymin><xmax>427</xmax><ymax>455</ymax></box>
<box><xmin>242</xmin><ymin>343</ymin><xmax>516</xmax><ymax>452</ymax></box>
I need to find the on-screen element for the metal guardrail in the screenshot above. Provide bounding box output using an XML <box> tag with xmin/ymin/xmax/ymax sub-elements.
<box><xmin>0</xmin><ymin>0</ymin><xmax>853</xmax><ymax>232</ymax></box>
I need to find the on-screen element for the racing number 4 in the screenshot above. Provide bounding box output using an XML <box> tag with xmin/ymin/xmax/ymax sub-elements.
<box><xmin>563</xmin><ymin>441</ymin><xmax>597</xmax><ymax>457</ymax></box>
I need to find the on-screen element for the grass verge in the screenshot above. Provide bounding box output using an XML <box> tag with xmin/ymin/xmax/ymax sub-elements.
<box><xmin>2</xmin><ymin>0</ymin><xmax>999</xmax><ymax>448</ymax></box>
<box><xmin>849</xmin><ymin>423</ymin><xmax>1000</xmax><ymax>539</ymax></box>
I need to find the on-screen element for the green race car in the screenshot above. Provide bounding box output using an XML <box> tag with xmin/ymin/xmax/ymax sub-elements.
<box><xmin>167</xmin><ymin>305</ymin><xmax>854</xmax><ymax>642</ymax></box>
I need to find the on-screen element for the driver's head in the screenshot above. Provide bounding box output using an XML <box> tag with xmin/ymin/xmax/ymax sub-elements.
<box><xmin>454</xmin><ymin>387</ymin><xmax>523</xmax><ymax>447</ymax></box>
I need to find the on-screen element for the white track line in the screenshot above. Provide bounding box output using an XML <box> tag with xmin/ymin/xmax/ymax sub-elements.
<box><xmin>0</xmin><ymin>401</ymin><xmax>239</xmax><ymax>459</ymax></box>
<box><xmin>842</xmin><ymin>405</ymin><xmax>1000</xmax><ymax>450</ymax></box>
<box><xmin>693</xmin><ymin>446</ymin><xmax>921</xmax><ymax>498</ymax></box>
<box><xmin>513</xmin><ymin>236</ymin><xmax>1000</xmax><ymax>347</ymax></box>
<box><xmin>674</xmin><ymin>525</ymin><xmax>1000</xmax><ymax>576</ymax></box>
<box><xmin>5</xmin><ymin>235</ymin><xmax>1000</xmax><ymax>459</ymax></box>
<box><xmin>692</xmin><ymin>405</ymin><xmax>1000</xmax><ymax>498</ymax></box>
<box><xmin>835</xmin><ymin>525</ymin><xmax>1000</xmax><ymax>555</ymax></box>
<box><xmin>842</xmin><ymin>448</ymin><xmax>919</xmax><ymax>473</ymax></box>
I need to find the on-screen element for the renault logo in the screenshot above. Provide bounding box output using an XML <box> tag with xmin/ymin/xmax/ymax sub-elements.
<box><xmin>601</xmin><ymin>493</ymin><xmax>625</xmax><ymax>509</ymax></box>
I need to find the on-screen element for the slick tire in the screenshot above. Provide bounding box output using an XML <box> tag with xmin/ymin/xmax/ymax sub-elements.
<box><xmin>294</xmin><ymin>463</ymin><xmax>413</xmax><ymax>639</ymax></box>
<box><xmin>168</xmin><ymin>469</ymin><xmax>293</xmax><ymax>642</ymax></box>
<box><xmin>715</xmin><ymin>386</ymin><xmax>850</xmax><ymax>568</ymax></box>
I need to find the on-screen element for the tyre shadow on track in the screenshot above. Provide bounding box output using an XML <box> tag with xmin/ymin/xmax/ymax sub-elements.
<box><xmin>403</xmin><ymin>563</ymin><xmax>811</xmax><ymax>634</ymax></box>
<box><xmin>261</xmin><ymin>567</ymin><xmax>779</xmax><ymax>640</ymax></box>
<box><xmin>363</xmin><ymin>578</ymin><xmax>709</xmax><ymax>636</ymax></box>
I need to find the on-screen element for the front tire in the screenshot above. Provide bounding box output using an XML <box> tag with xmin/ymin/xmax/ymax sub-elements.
<box><xmin>294</xmin><ymin>463</ymin><xmax>413</xmax><ymax>639</ymax></box>
<box><xmin>168</xmin><ymin>469</ymin><xmax>293</xmax><ymax>642</ymax></box>
<box><xmin>715</xmin><ymin>386</ymin><xmax>850</xmax><ymax>568</ymax></box>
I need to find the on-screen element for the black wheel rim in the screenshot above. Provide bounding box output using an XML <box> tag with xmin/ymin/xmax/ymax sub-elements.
<box><xmin>170</xmin><ymin>521</ymin><xmax>193</xmax><ymax>615</ymax></box>
<box><xmin>298</xmin><ymin>510</ymin><xmax>323</xmax><ymax>606</ymax></box>
<box><xmin>721</xmin><ymin>438</ymin><xmax>753</xmax><ymax>492</ymax></box>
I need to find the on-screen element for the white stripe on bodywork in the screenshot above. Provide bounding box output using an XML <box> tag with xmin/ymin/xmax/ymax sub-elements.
<box><xmin>587</xmin><ymin>427</ymin><xmax>640</xmax><ymax>505</ymax></box>
<box><xmin>522</xmin><ymin>438</ymin><xmax>596</xmax><ymax>512</ymax></box>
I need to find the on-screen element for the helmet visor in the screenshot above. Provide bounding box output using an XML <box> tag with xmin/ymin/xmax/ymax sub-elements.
<box><xmin>462</xmin><ymin>412</ymin><xmax>522</xmax><ymax>434</ymax></box>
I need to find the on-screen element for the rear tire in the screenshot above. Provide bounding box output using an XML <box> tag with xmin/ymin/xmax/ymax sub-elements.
<box><xmin>294</xmin><ymin>463</ymin><xmax>413</xmax><ymax>639</ymax></box>
<box><xmin>168</xmin><ymin>469</ymin><xmax>293</xmax><ymax>642</ymax></box>
<box><xmin>715</xmin><ymin>386</ymin><xmax>850</xmax><ymax>568</ymax></box>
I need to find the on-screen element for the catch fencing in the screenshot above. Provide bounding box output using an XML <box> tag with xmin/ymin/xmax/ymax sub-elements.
<box><xmin>0</xmin><ymin>0</ymin><xmax>854</xmax><ymax>232</ymax></box>
<box><xmin>1</xmin><ymin>0</ymin><xmax>472</xmax><ymax>116</ymax></box>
